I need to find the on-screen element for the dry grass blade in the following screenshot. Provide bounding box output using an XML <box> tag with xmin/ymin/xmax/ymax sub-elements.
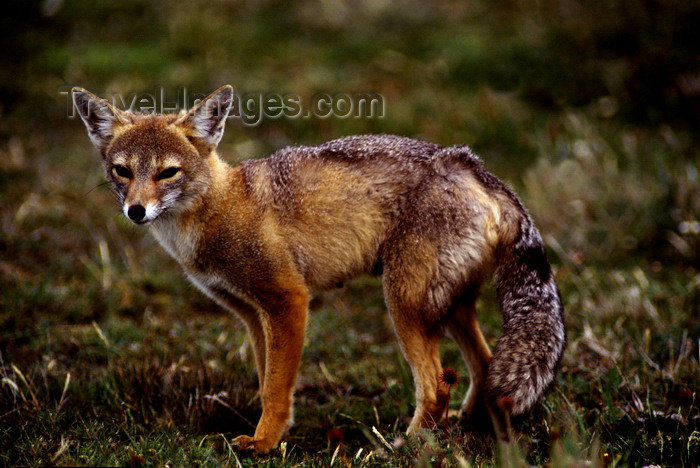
<box><xmin>10</xmin><ymin>364</ymin><xmax>39</xmax><ymax>410</ymax></box>
<box><xmin>330</xmin><ymin>443</ymin><xmax>341</xmax><ymax>466</ymax></box>
<box><xmin>371</xmin><ymin>426</ymin><xmax>394</xmax><ymax>452</ymax></box>
<box><xmin>57</xmin><ymin>372</ymin><xmax>71</xmax><ymax>412</ymax></box>
<box><xmin>50</xmin><ymin>436</ymin><xmax>70</xmax><ymax>464</ymax></box>
<box><xmin>91</xmin><ymin>321</ymin><xmax>111</xmax><ymax>348</ymax></box>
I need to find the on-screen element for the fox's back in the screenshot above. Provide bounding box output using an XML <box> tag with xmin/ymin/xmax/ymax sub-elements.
<box><xmin>239</xmin><ymin>135</ymin><xmax>520</xmax><ymax>290</ymax></box>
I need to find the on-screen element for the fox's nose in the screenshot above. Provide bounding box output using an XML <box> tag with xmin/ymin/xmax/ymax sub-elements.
<box><xmin>127</xmin><ymin>204</ymin><xmax>146</xmax><ymax>222</ymax></box>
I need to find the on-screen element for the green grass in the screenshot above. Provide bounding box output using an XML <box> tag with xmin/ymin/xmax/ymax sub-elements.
<box><xmin>1</xmin><ymin>0</ymin><xmax>699</xmax><ymax>466</ymax></box>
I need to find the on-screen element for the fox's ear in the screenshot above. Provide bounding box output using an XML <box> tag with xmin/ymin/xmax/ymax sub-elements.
<box><xmin>72</xmin><ymin>87</ymin><xmax>128</xmax><ymax>153</ymax></box>
<box><xmin>177</xmin><ymin>85</ymin><xmax>233</xmax><ymax>152</ymax></box>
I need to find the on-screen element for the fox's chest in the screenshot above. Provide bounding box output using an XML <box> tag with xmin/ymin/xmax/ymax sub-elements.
<box><xmin>150</xmin><ymin>218</ymin><xmax>199</xmax><ymax>265</ymax></box>
<box><xmin>184</xmin><ymin>266</ymin><xmax>255</xmax><ymax>315</ymax></box>
<box><xmin>149</xmin><ymin>218</ymin><xmax>261</xmax><ymax>310</ymax></box>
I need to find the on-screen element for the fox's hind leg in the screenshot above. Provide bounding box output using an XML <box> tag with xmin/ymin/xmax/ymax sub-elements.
<box><xmin>389</xmin><ymin>305</ymin><xmax>449</xmax><ymax>432</ymax></box>
<box><xmin>382</xmin><ymin>255</ymin><xmax>450</xmax><ymax>433</ymax></box>
<box><xmin>446</xmin><ymin>287</ymin><xmax>492</xmax><ymax>417</ymax></box>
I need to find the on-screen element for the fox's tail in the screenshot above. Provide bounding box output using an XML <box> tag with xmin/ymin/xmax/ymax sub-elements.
<box><xmin>486</xmin><ymin>213</ymin><xmax>566</xmax><ymax>417</ymax></box>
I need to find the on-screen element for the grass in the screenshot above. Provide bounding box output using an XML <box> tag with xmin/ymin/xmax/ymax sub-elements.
<box><xmin>1</xmin><ymin>0</ymin><xmax>699</xmax><ymax>466</ymax></box>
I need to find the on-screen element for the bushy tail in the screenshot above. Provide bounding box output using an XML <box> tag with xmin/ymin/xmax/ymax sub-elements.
<box><xmin>485</xmin><ymin>215</ymin><xmax>565</xmax><ymax>416</ymax></box>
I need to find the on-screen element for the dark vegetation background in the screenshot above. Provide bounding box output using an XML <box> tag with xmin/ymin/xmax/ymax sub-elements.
<box><xmin>1</xmin><ymin>0</ymin><xmax>698</xmax><ymax>466</ymax></box>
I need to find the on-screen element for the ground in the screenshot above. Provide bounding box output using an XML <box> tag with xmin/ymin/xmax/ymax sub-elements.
<box><xmin>1</xmin><ymin>0</ymin><xmax>698</xmax><ymax>466</ymax></box>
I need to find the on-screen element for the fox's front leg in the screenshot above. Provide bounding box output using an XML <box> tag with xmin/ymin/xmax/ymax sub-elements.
<box><xmin>236</xmin><ymin>306</ymin><xmax>268</xmax><ymax>391</ymax></box>
<box><xmin>233</xmin><ymin>286</ymin><xmax>309</xmax><ymax>454</ymax></box>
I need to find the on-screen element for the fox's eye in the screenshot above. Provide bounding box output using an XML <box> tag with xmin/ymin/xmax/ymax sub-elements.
<box><xmin>156</xmin><ymin>167</ymin><xmax>180</xmax><ymax>180</ymax></box>
<box><xmin>113</xmin><ymin>165</ymin><xmax>132</xmax><ymax>179</ymax></box>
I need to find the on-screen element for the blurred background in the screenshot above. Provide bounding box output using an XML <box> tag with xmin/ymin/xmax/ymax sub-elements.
<box><xmin>1</xmin><ymin>0</ymin><xmax>698</xmax><ymax>465</ymax></box>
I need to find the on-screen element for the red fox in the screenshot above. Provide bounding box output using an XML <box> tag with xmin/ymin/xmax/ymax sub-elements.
<box><xmin>72</xmin><ymin>85</ymin><xmax>565</xmax><ymax>454</ymax></box>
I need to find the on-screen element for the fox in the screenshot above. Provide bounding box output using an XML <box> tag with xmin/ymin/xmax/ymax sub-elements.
<box><xmin>71</xmin><ymin>85</ymin><xmax>565</xmax><ymax>454</ymax></box>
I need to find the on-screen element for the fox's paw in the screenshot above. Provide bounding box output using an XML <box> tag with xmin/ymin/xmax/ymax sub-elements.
<box><xmin>232</xmin><ymin>434</ymin><xmax>256</xmax><ymax>452</ymax></box>
<box><xmin>232</xmin><ymin>434</ymin><xmax>275</xmax><ymax>454</ymax></box>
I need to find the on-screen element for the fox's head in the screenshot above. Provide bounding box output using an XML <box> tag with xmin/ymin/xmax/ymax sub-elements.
<box><xmin>72</xmin><ymin>85</ymin><xmax>233</xmax><ymax>225</ymax></box>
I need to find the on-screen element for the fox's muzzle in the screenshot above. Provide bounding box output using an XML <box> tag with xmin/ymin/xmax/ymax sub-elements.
<box><xmin>123</xmin><ymin>202</ymin><xmax>159</xmax><ymax>225</ymax></box>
